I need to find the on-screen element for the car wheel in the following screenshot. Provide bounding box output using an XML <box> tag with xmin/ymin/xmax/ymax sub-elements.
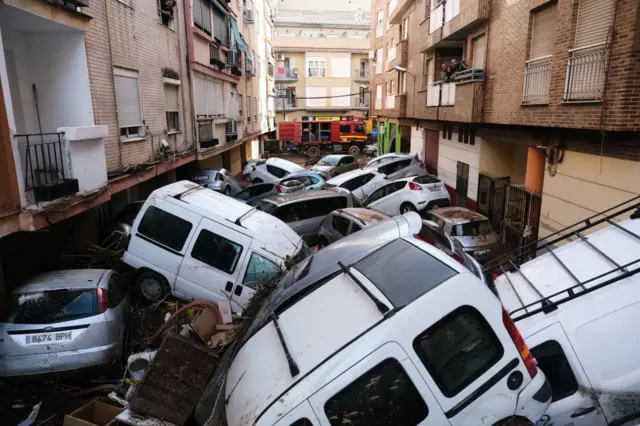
<box><xmin>400</xmin><ymin>203</ymin><xmax>417</xmax><ymax>214</ymax></box>
<box><xmin>307</xmin><ymin>146</ymin><xmax>321</xmax><ymax>158</ymax></box>
<box><xmin>137</xmin><ymin>271</ymin><xmax>170</xmax><ymax>303</ymax></box>
<box><xmin>348</xmin><ymin>145</ymin><xmax>360</xmax><ymax>155</ymax></box>
<box><xmin>252</xmin><ymin>178</ymin><xmax>263</xmax><ymax>184</ymax></box>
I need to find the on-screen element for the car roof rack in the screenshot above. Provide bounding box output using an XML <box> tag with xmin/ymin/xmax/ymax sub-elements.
<box><xmin>485</xmin><ymin>196</ymin><xmax>640</xmax><ymax>322</ymax></box>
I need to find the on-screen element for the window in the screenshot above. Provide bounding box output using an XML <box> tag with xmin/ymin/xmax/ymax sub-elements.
<box><xmin>340</xmin><ymin>173</ymin><xmax>374</xmax><ymax>191</ymax></box>
<box><xmin>191</xmin><ymin>229</ymin><xmax>243</xmax><ymax>274</ymax></box>
<box><xmin>332</xmin><ymin>215</ymin><xmax>351</xmax><ymax>235</ymax></box>
<box><xmin>213</xmin><ymin>8</ymin><xmax>229</xmax><ymax>46</ymax></box>
<box><xmin>324</xmin><ymin>358</ymin><xmax>429</xmax><ymax>425</ymax></box>
<box><xmin>376</xmin><ymin>11</ymin><xmax>384</xmax><ymax>38</ymax></box>
<box><xmin>243</xmin><ymin>253</ymin><xmax>280</xmax><ymax>289</ymax></box>
<box><xmin>246</xmin><ymin>96</ymin><xmax>251</xmax><ymax>120</ymax></box>
<box><xmin>306</xmin><ymin>87</ymin><xmax>326</xmax><ymax>107</ymax></box>
<box><xmin>331</xmin><ymin>57</ymin><xmax>351</xmax><ymax>78</ymax></box>
<box><xmin>7</xmin><ymin>289</ymin><xmax>98</xmax><ymax>325</ymax></box>
<box><xmin>290</xmin><ymin>420</ymin><xmax>313</xmax><ymax>426</ymax></box>
<box><xmin>307</xmin><ymin>59</ymin><xmax>326</xmax><ymax>77</ymax></box>
<box><xmin>375</xmin><ymin>85</ymin><xmax>382</xmax><ymax>109</ymax></box>
<box><xmin>164</xmin><ymin>84</ymin><xmax>180</xmax><ymax>132</ymax></box>
<box><xmin>331</xmin><ymin>87</ymin><xmax>350</xmax><ymax>107</ymax></box>
<box><xmin>402</xmin><ymin>16</ymin><xmax>409</xmax><ymax>40</ymax></box>
<box><xmin>304</xmin><ymin>197</ymin><xmax>347</xmax><ymax>218</ymax></box>
<box><xmin>339</xmin><ymin>125</ymin><xmax>351</xmax><ymax>134</ymax></box>
<box><xmin>235</xmin><ymin>183</ymin><xmax>274</xmax><ymax>201</ymax></box>
<box><xmin>413</xmin><ymin>306</ymin><xmax>504</xmax><ymax>397</ymax></box>
<box><xmin>114</xmin><ymin>68</ymin><xmax>143</xmax><ymax>139</ymax></box>
<box><xmin>375</xmin><ymin>49</ymin><xmax>383</xmax><ymax>74</ymax></box>
<box><xmin>193</xmin><ymin>0</ymin><xmax>211</xmax><ymax>35</ymax></box>
<box><xmin>238</xmin><ymin>94</ymin><xmax>243</xmax><ymax>116</ymax></box>
<box><xmin>339</xmin><ymin>156</ymin><xmax>355</xmax><ymax>165</ymax></box>
<box><xmin>399</xmin><ymin>72</ymin><xmax>406</xmax><ymax>94</ymax></box>
<box><xmin>158</xmin><ymin>0</ymin><xmax>175</xmax><ymax>28</ymax></box>
<box><xmin>523</xmin><ymin>5</ymin><xmax>556</xmax><ymax>104</ymax></box>
<box><xmin>349</xmin><ymin>223</ymin><xmax>361</xmax><ymax>234</ymax></box>
<box><xmin>378</xmin><ymin>159</ymin><xmax>411</xmax><ymax>175</ymax></box>
<box><xmin>471</xmin><ymin>34</ymin><xmax>487</xmax><ymax>69</ymax></box>
<box><xmin>138</xmin><ymin>206</ymin><xmax>193</xmax><ymax>252</ymax></box>
<box><xmin>530</xmin><ymin>340</ymin><xmax>578</xmax><ymax>402</ymax></box>
<box><xmin>254</xmin><ymin>97</ymin><xmax>258</xmax><ymax>121</ymax></box>
<box><xmin>267</xmin><ymin>165</ymin><xmax>288</xmax><ymax>178</ymax></box>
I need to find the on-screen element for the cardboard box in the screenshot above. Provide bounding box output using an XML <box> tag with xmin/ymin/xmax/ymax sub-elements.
<box><xmin>63</xmin><ymin>399</ymin><xmax>124</xmax><ymax>426</ymax></box>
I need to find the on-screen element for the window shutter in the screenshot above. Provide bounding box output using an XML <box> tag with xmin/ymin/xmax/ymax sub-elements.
<box><xmin>574</xmin><ymin>0</ymin><xmax>615</xmax><ymax>48</ymax></box>
<box><xmin>471</xmin><ymin>34</ymin><xmax>487</xmax><ymax>68</ymax></box>
<box><xmin>114</xmin><ymin>74</ymin><xmax>142</xmax><ymax>127</ymax></box>
<box><xmin>529</xmin><ymin>5</ymin><xmax>557</xmax><ymax>60</ymax></box>
<box><xmin>427</xmin><ymin>58</ymin><xmax>434</xmax><ymax>84</ymax></box>
<box><xmin>214</xmin><ymin>81</ymin><xmax>224</xmax><ymax>115</ymax></box>
<box><xmin>164</xmin><ymin>85</ymin><xmax>179</xmax><ymax>112</ymax></box>
<box><xmin>205</xmin><ymin>79</ymin><xmax>216</xmax><ymax>115</ymax></box>
<box><xmin>194</xmin><ymin>76</ymin><xmax>207</xmax><ymax>115</ymax></box>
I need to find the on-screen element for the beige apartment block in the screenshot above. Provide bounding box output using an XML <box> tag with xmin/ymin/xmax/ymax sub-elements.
<box><xmin>273</xmin><ymin>6</ymin><xmax>371</xmax><ymax>122</ymax></box>
<box><xmin>188</xmin><ymin>0</ymin><xmax>271</xmax><ymax>174</ymax></box>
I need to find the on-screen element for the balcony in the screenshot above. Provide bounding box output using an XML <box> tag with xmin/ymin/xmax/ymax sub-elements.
<box><xmin>523</xmin><ymin>56</ymin><xmax>552</xmax><ymax>104</ymax></box>
<box><xmin>276</xmin><ymin>99</ymin><xmax>297</xmax><ymax>111</ymax></box>
<box><xmin>563</xmin><ymin>43</ymin><xmax>608</xmax><ymax>102</ymax></box>
<box><xmin>355</xmin><ymin>69</ymin><xmax>370</xmax><ymax>83</ymax></box>
<box><xmin>427</xmin><ymin>0</ymin><xmax>489</xmax><ymax>50</ymax></box>
<box><xmin>389</xmin><ymin>40</ymin><xmax>408</xmax><ymax>70</ymax></box>
<box><xmin>275</xmin><ymin>68</ymin><xmax>299</xmax><ymax>82</ymax></box>
<box><xmin>425</xmin><ymin>68</ymin><xmax>484</xmax><ymax>122</ymax></box>
<box><xmin>389</xmin><ymin>0</ymin><xmax>413</xmax><ymax>25</ymax></box>
<box><xmin>386</xmin><ymin>93</ymin><xmax>407</xmax><ymax>118</ymax></box>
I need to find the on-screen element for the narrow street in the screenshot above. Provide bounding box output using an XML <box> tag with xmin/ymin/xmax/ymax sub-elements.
<box><xmin>1</xmin><ymin>0</ymin><xmax>640</xmax><ymax>425</ymax></box>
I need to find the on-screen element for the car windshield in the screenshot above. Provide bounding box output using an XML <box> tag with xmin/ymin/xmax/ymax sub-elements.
<box><xmin>254</xmin><ymin>200</ymin><xmax>278</xmax><ymax>215</ymax></box>
<box><xmin>317</xmin><ymin>157</ymin><xmax>339</xmax><ymax>166</ymax></box>
<box><xmin>7</xmin><ymin>289</ymin><xmax>98</xmax><ymax>324</ymax></box>
<box><xmin>454</xmin><ymin>220</ymin><xmax>494</xmax><ymax>237</ymax></box>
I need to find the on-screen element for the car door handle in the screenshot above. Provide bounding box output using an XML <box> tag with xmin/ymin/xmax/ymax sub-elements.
<box><xmin>234</xmin><ymin>285</ymin><xmax>243</xmax><ymax>296</ymax></box>
<box><xmin>225</xmin><ymin>281</ymin><xmax>233</xmax><ymax>292</ymax></box>
<box><xmin>571</xmin><ymin>407</ymin><xmax>597</xmax><ymax>418</ymax></box>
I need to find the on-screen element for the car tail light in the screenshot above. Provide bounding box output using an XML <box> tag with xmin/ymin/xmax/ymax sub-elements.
<box><xmin>502</xmin><ymin>307</ymin><xmax>537</xmax><ymax>378</ymax></box>
<box><xmin>420</xmin><ymin>163</ymin><xmax>426</xmax><ymax>169</ymax></box>
<box><xmin>408</xmin><ymin>182</ymin><xmax>422</xmax><ymax>191</ymax></box>
<box><xmin>97</xmin><ymin>288</ymin><xmax>109</xmax><ymax>314</ymax></box>
<box><xmin>216</xmin><ymin>174</ymin><xmax>224</xmax><ymax>182</ymax></box>
<box><xmin>275</xmin><ymin>185</ymin><xmax>286</xmax><ymax>193</ymax></box>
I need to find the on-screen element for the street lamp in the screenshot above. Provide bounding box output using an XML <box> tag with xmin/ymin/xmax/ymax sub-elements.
<box><xmin>394</xmin><ymin>65</ymin><xmax>416</xmax><ymax>118</ymax></box>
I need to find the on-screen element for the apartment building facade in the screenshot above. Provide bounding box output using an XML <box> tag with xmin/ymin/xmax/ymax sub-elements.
<box><xmin>372</xmin><ymin>0</ymin><xmax>640</xmax><ymax>243</ymax></box>
<box><xmin>273</xmin><ymin>3</ymin><xmax>371</xmax><ymax>123</ymax></box>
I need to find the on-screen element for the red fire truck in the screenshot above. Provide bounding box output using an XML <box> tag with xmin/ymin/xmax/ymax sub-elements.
<box><xmin>277</xmin><ymin>116</ymin><xmax>376</xmax><ymax>158</ymax></box>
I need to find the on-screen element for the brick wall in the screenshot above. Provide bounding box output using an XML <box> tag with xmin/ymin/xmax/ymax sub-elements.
<box><xmin>484</xmin><ymin>0</ymin><xmax>640</xmax><ymax>131</ymax></box>
<box><xmin>85</xmin><ymin>0</ymin><xmax>195</xmax><ymax>173</ymax></box>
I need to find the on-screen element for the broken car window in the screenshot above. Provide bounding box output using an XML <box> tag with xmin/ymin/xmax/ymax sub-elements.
<box><xmin>324</xmin><ymin>358</ymin><xmax>429</xmax><ymax>426</ymax></box>
<box><xmin>191</xmin><ymin>229</ymin><xmax>243</xmax><ymax>274</ymax></box>
<box><xmin>138</xmin><ymin>206</ymin><xmax>193</xmax><ymax>252</ymax></box>
<box><xmin>243</xmin><ymin>253</ymin><xmax>281</xmax><ymax>290</ymax></box>
<box><xmin>413</xmin><ymin>306</ymin><xmax>504</xmax><ymax>397</ymax></box>
<box><xmin>530</xmin><ymin>340</ymin><xmax>578</xmax><ymax>402</ymax></box>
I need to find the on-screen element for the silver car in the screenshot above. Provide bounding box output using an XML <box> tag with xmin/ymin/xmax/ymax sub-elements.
<box><xmin>317</xmin><ymin>208</ymin><xmax>391</xmax><ymax>247</ymax></box>
<box><xmin>364</xmin><ymin>153</ymin><xmax>428</xmax><ymax>180</ymax></box>
<box><xmin>254</xmin><ymin>189</ymin><xmax>355</xmax><ymax>244</ymax></box>
<box><xmin>190</xmin><ymin>168</ymin><xmax>242</xmax><ymax>196</ymax></box>
<box><xmin>311</xmin><ymin>154</ymin><xmax>359</xmax><ymax>179</ymax></box>
<box><xmin>424</xmin><ymin>207</ymin><xmax>501</xmax><ymax>263</ymax></box>
<box><xmin>0</xmin><ymin>269</ymin><xmax>130</xmax><ymax>377</ymax></box>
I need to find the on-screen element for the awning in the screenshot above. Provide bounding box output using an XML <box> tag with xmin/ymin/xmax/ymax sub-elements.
<box><xmin>211</xmin><ymin>0</ymin><xmax>227</xmax><ymax>15</ymax></box>
<box><xmin>230</xmin><ymin>18</ymin><xmax>248</xmax><ymax>53</ymax></box>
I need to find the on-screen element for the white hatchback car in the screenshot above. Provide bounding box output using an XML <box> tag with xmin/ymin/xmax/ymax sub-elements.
<box><xmin>363</xmin><ymin>152</ymin><xmax>427</xmax><ymax>178</ymax></box>
<box><xmin>363</xmin><ymin>175</ymin><xmax>451</xmax><ymax>216</ymax></box>
<box><xmin>325</xmin><ymin>168</ymin><xmax>387</xmax><ymax>200</ymax></box>
<box><xmin>244</xmin><ymin>158</ymin><xmax>305</xmax><ymax>184</ymax></box>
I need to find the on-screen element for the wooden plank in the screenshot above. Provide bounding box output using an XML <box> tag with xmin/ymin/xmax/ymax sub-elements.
<box><xmin>130</xmin><ymin>333</ymin><xmax>218</xmax><ymax>425</ymax></box>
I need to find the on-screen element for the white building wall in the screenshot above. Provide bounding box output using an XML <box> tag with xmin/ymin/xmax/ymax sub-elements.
<box><xmin>437</xmin><ymin>129</ymin><xmax>481</xmax><ymax>201</ymax></box>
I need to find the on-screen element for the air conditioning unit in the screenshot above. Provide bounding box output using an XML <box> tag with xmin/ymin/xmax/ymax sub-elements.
<box><xmin>245</xmin><ymin>9</ymin><xmax>254</xmax><ymax>23</ymax></box>
<box><xmin>227</xmin><ymin>50</ymin><xmax>238</xmax><ymax>66</ymax></box>
<box><xmin>276</xmin><ymin>53</ymin><xmax>285</xmax><ymax>61</ymax></box>
<box><xmin>226</xmin><ymin>120</ymin><xmax>237</xmax><ymax>135</ymax></box>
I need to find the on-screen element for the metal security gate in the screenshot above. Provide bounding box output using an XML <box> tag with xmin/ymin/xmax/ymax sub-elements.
<box><xmin>477</xmin><ymin>173</ymin><xmax>510</xmax><ymax>233</ymax></box>
<box><xmin>503</xmin><ymin>184</ymin><xmax>542</xmax><ymax>264</ymax></box>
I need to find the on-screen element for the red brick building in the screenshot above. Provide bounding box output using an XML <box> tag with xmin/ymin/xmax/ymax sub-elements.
<box><xmin>372</xmin><ymin>0</ymin><xmax>640</xmax><ymax>240</ymax></box>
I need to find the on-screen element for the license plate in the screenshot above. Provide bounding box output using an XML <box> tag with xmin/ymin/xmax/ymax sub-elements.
<box><xmin>429</xmin><ymin>186</ymin><xmax>440</xmax><ymax>192</ymax></box>
<box><xmin>25</xmin><ymin>332</ymin><xmax>73</xmax><ymax>345</ymax></box>
<box><xmin>475</xmin><ymin>249</ymin><xmax>490</xmax><ymax>256</ymax></box>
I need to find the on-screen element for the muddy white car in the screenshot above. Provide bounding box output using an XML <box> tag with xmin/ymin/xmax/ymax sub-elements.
<box><xmin>224</xmin><ymin>212</ymin><xmax>551</xmax><ymax>426</ymax></box>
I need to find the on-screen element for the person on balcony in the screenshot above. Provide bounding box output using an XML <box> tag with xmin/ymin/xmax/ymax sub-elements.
<box><xmin>440</xmin><ymin>63</ymin><xmax>449</xmax><ymax>82</ymax></box>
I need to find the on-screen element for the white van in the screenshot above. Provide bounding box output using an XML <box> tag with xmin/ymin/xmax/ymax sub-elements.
<box><xmin>491</xmin><ymin>201</ymin><xmax>640</xmax><ymax>426</ymax></box>
<box><xmin>223</xmin><ymin>212</ymin><xmax>551</xmax><ymax>426</ymax></box>
<box><xmin>123</xmin><ymin>181</ymin><xmax>308</xmax><ymax>312</ymax></box>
